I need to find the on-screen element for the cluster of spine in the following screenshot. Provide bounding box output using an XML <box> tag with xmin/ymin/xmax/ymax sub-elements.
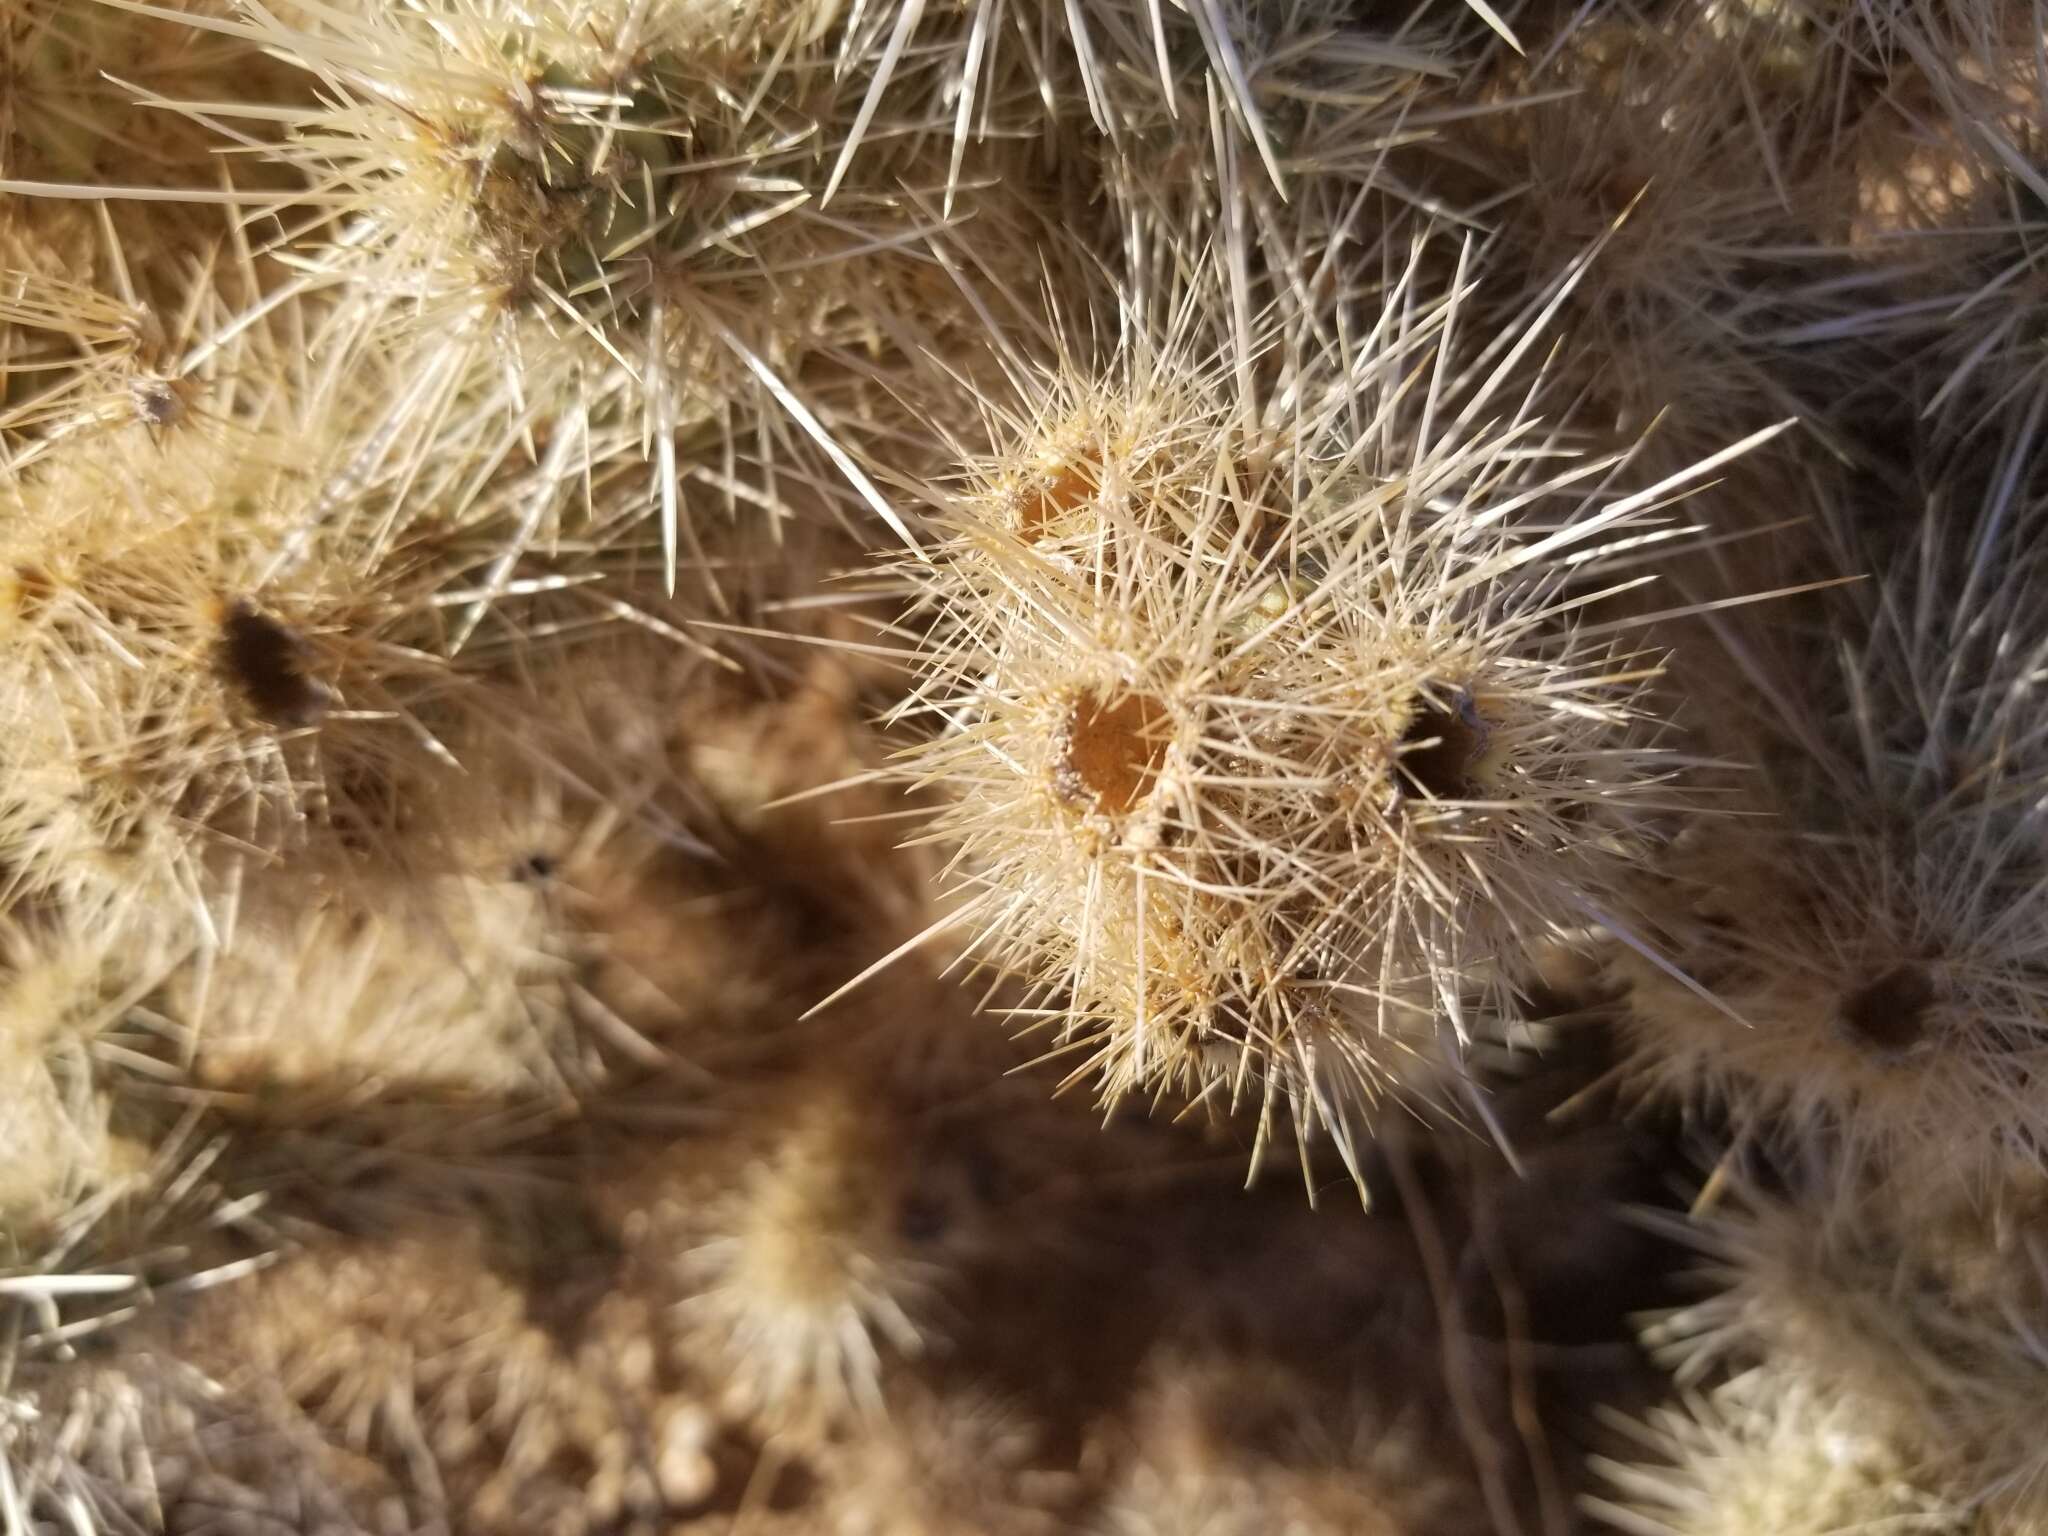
<box><xmin>6</xmin><ymin>0</ymin><xmax>2048</xmax><ymax>1532</ymax></box>
<box><xmin>883</xmin><ymin>262</ymin><xmax>1757</xmax><ymax>1181</ymax></box>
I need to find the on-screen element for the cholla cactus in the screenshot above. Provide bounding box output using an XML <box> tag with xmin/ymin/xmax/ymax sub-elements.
<box><xmin>1615</xmin><ymin>818</ymin><xmax>2048</xmax><ymax>1187</ymax></box>
<box><xmin>164</xmin><ymin>877</ymin><xmax>573</xmax><ymax>1096</ymax></box>
<box><xmin>1451</xmin><ymin>4</ymin><xmax>1890</xmax><ymax>459</ymax></box>
<box><xmin>0</xmin><ymin>0</ymin><xmax>300</xmax><ymax>301</ymax></box>
<box><xmin>0</xmin><ymin>418</ymin><xmax>457</xmax><ymax>927</ymax></box>
<box><xmin>0</xmin><ymin>271</ymin><xmax>186</xmax><ymax>455</ymax></box>
<box><xmin>818</xmin><ymin>1380</ymin><xmax>1073</xmax><ymax>1536</ymax></box>
<box><xmin>838</xmin><ymin>0</ymin><xmax>1401</xmax><ymax>209</ymax></box>
<box><xmin>1846</xmin><ymin>5</ymin><xmax>2048</xmax><ymax>428</ymax></box>
<box><xmin>0</xmin><ymin>250</ymin><xmax>314</xmax><ymax>462</ymax></box>
<box><xmin>664</xmin><ymin>1073</ymin><xmax>961</xmax><ymax>1420</ymax></box>
<box><xmin>17</xmin><ymin>0</ymin><xmax>2048</xmax><ymax>1529</ymax></box>
<box><xmin>0</xmin><ymin>296</ymin><xmax>686</xmax><ymax>932</ymax></box>
<box><xmin>168</xmin><ymin>1231</ymin><xmax>658</xmax><ymax>1534</ymax></box>
<box><xmin>877</xmin><ymin>246</ymin><xmax>1780</xmax><ymax>1183</ymax></box>
<box><xmin>1585</xmin><ymin>1367</ymin><xmax>1970</xmax><ymax>1536</ymax></box>
<box><xmin>1644</xmin><ymin>1174</ymin><xmax>2048</xmax><ymax>1522</ymax></box>
<box><xmin>169</xmin><ymin>0</ymin><xmax>931</xmax><ymax>585</ymax></box>
<box><xmin>0</xmin><ymin>912</ymin><xmax>173</xmax><ymax>1235</ymax></box>
<box><xmin>1</xmin><ymin>1353</ymin><xmax>390</xmax><ymax>1535</ymax></box>
<box><xmin>1094</xmin><ymin>1353</ymin><xmax>1459</xmax><ymax>1536</ymax></box>
<box><xmin>1616</xmin><ymin>414</ymin><xmax>2048</xmax><ymax>1190</ymax></box>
